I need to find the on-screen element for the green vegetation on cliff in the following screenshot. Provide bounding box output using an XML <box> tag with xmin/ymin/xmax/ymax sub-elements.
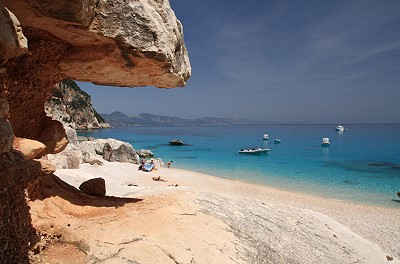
<box><xmin>45</xmin><ymin>80</ymin><xmax>110</xmax><ymax>130</ymax></box>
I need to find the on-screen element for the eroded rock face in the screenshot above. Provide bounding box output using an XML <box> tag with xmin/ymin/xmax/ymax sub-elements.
<box><xmin>0</xmin><ymin>4</ymin><xmax>28</xmax><ymax>65</ymax></box>
<box><xmin>1</xmin><ymin>0</ymin><xmax>190</xmax><ymax>153</ymax></box>
<box><xmin>0</xmin><ymin>1</ymin><xmax>190</xmax><ymax>262</ymax></box>
<box><xmin>3</xmin><ymin>0</ymin><xmax>190</xmax><ymax>88</ymax></box>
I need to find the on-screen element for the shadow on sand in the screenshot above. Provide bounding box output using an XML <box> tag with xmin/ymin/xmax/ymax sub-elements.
<box><xmin>32</xmin><ymin>174</ymin><xmax>142</xmax><ymax>208</ymax></box>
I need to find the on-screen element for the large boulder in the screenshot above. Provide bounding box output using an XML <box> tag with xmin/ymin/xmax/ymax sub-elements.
<box><xmin>13</xmin><ymin>137</ymin><xmax>46</xmax><ymax>160</ymax></box>
<box><xmin>47</xmin><ymin>144</ymin><xmax>82</xmax><ymax>169</ymax></box>
<box><xmin>103</xmin><ymin>142</ymin><xmax>138</xmax><ymax>163</ymax></box>
<box><xmin>79</xmin><ymin>178</ymin><xmax>106</xmax><ymax>196</ymax></box>
<box><xmin>78</xmin><ymin>138</ymin><xmax>140</xmax><ymax>164</ymax></box>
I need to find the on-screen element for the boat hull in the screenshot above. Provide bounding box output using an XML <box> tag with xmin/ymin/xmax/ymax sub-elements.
<box><xmin>239</xmin><ymin>148</ymin><xmax>270</xmax><ymax>154</ymax></box>
<box><xmin>169</xmin><ymin>140</ymin><xmax>184</xmax><ymax>145</ymax></box>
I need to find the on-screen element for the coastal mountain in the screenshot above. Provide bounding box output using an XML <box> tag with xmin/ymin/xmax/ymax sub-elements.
<box><xmin>45</xmin><ymin>80</ymin><xmax>110</xmax><ymax>130</ymax></box>
<box><xmin>102</xmin><ymin>111</ymin><xmax>259</xmax><ymax>126</ymax></box>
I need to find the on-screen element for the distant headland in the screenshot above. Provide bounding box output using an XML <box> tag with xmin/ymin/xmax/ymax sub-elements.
<box><xmin>101</xmin><ymin>111</ymin><xmax>266</xmax><ymax>127</ymax></box>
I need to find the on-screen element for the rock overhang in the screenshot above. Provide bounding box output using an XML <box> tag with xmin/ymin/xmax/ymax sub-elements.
<box><xmin>2</xmin><ymin>0</ymin><xmax>191</xmax><ymax>88</ymax></box>
<box><xmin>0</xmin><ymin>0</ymin><xmax>191</xmax><ymax>154</ymax></box>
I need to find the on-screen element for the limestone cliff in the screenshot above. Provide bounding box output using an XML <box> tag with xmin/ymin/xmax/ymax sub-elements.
<box><xmin>0</xmin><ymin>0</ymin><xmax>190</xmax><ymax>262</ymax></box>
<box><xmin>45</xmin><ymin>80</ymin><xmax>110</xmax><ymax>130</ymax></box>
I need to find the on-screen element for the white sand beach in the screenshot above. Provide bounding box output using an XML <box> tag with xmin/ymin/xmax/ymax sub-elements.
<box><xmin>29</xmin><ymin>161</ymin><xmax>400</xmax><ymax>263</ymax></box>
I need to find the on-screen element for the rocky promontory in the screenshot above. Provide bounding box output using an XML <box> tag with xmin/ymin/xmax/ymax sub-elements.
<box><xmin>45</xmin><ymin>79</ymin><xmax>110</xmax><ymax>130</ymax></box>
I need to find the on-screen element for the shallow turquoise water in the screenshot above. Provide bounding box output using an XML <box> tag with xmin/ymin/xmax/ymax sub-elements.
<box><xmin>79</xmin><ymin>124</ymin><xmax>400</xmax><ymax>207</ymax></box>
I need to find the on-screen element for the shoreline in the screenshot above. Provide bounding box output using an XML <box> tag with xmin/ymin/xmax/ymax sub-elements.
<box><xmin>30</xmin><ymin>161</ymin><xmax>400</xmax><ymax>263</ymax></box>
<box><xmin>171</xmin><ymin>164</ymin><xmax>400</xmax><ymax>209</ymax></box>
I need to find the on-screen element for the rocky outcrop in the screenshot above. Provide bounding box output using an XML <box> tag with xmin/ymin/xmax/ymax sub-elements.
<box><xmin>80</xmin><ymin>138</ymin><xmax>140</xmax><ymax>165</ymax></box>
<box><xmin>2</xmin><ymin>0</ymin><xmax>190</xmax><ymax>87</ymax></box>
<box><xmin>0</xmin><ymin>0</ymin><xmax>190</xmax><ymax>262</ymax></box>
<box><xmin>1</xmin><ymin>0</ymin><xmax>190</xmax><ymax>154</ymax></box>
<box><xmin>45</xmin><ymin>80</ymin><xmax>111</xmax><ymax>130</ymax></box>
<box><xmin>48</xmin><ymin>137</ymin><xmax>140</xmax><ymax>169</ymax></box>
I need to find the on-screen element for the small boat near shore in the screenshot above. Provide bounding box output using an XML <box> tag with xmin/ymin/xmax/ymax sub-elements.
<box><xmin>263</xmin><ymin>134</ymin><xmax>269</xmax><ymax>141</ymax></box>
<box><xmin>239</xmin><ymin>147</ymin><xmax>270</xmax><ymax>154</ymax></box>
<box><xmin>169</xmin><ymin>139</ymin><xmax>184</xmax><ymax>145</ymax></box>
<box><xmin>274</xmin><ymin>139</ymin><xmax>282</xmax><ymax>144</ymax></box>
<box><xmin>321</xmin><ymin>138</ymin><xmax>330</xmax><ymax>147</ymax></box>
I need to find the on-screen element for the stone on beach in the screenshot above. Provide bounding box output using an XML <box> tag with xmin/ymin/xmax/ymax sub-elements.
<box><xmin>79</xmin><ymin>178</ymin><xmax>106</xmax><ymax>196</ymax></box>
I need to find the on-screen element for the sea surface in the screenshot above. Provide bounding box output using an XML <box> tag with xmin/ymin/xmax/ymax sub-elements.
<box><xmin>78</xmin><ymin>124</ymin><xmax>400</xmax><ymax>207</ymax></box>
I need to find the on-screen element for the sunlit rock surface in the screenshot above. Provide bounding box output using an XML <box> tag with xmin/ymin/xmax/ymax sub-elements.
<box><xmin>0</xmin><ymin>0</ymin><xmax>190</xmax><ymax>262</ymax></box>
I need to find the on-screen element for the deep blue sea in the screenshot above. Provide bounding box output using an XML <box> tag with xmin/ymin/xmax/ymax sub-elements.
<box><xmin>78</xmin><ymin>124</ymin><xmax>400</xmax><ymax>207</ymax></box>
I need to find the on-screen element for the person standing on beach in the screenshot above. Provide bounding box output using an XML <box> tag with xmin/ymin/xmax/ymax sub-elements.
<box><xmin>167</xmin><ymin>161</ymin><xmax>173</xmax><ymax>168</ymax></box>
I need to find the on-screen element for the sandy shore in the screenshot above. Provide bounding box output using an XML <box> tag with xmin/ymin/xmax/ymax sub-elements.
<box><xmin>29</xmin><ymin>161</ymin><xmax>400</xmax><ymax>263</ymax></box>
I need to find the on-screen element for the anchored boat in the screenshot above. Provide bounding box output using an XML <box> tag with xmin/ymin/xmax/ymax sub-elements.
<box><xmin>169</xmin><ymin>139</ymin><xmax>184</xmax><ymax>145</ymax></box>
<box><xmin>321</xmin><ymin>138</ymin><xmax>330</xmax><ymax>147</ymax></box>
<box><xmin>239</xmin><ymin>147</ymin><xmax>270</xmax><ymax>154</ymax></box>
<box><xmin>274</xmin><ymin>139</ymin><xmax>282</xmax><ymax>144</ymax></box>
<box><xmin>335</xmin><ymin>125</ymin><xmax>345</xmax><ymax>132</ymax></box>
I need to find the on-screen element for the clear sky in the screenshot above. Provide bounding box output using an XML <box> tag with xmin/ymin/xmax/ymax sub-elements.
<box><xmin>79</xmin><ymin>0</ymin><xmax>400</xmax><ymax>124</ymax></box>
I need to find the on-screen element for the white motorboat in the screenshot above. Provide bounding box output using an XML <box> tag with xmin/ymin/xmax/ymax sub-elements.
<box><xmin>274</xmin><ymin>139</ymin><xmax>282</xmax><ymax>144</ymax></box>
<box><xmin>321</xmin><ymin>138</ymin><xmax>330</xmax><ymax>147</ymax></box>
<box><xmin>263</xmin><ymin>134</ymin><xmax>269</xmax><ymax>141</ymax></box>
<box><xmin>239</xmin><ymin>147</ymin><xmax>270</xmax><ymax>154</ymax></box>
<box><xmin>335</xmin><ymin>125</ymin><xmax>345</xmax><ymax>132</ymax></box>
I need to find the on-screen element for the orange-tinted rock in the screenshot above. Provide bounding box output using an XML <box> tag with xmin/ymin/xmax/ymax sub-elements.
<box><xmin>0</xmin><ymin>1</ymin><xmax>190</xmax><ymax>262</ymax></box>
<box><xmin>13</xmin><ymin>137</ymin><xmax>46</xmax><ymax>160</ymax></box>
